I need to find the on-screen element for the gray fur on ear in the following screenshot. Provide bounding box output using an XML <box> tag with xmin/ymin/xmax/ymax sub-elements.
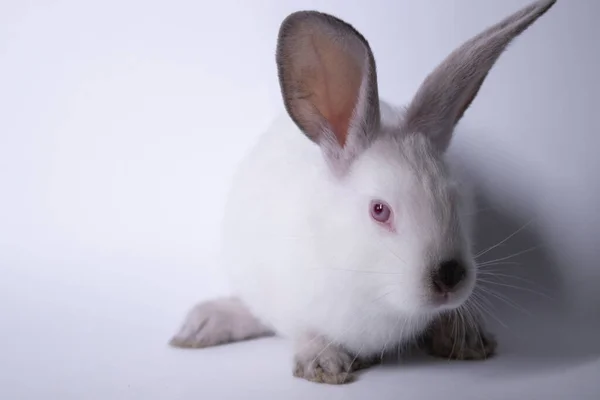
<box><xmin>403</xmin><ymin>0</ymin><xmax>557</xmax><ymax>152</ymax></box>
<box><xmin>276</xmin><ymin>11</ymin><xmax>381</xmax><ymax>175</ymax></box>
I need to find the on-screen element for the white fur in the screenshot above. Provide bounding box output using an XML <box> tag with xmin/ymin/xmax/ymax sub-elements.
<box><xmin>173</xmin><ymin>0</ymin><xmax>557</xmax><ymax>364</ymax></box>
<box><xmin>219</xmin><ymin>101</ymin><xmax>476</xmax><ymax>356</ymax></box>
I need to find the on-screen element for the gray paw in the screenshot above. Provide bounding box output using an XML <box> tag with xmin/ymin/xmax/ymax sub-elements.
<box><xmin>293</xmin><ymin>336</ymin><xmax>368</xmax><ymax>384</ymax></box>
<box><xmin>423</xmin><ymin>312</ymin><xmax>497</xmax><ymax>360</ymax></box>
<box><xmin>169</xmin><ymin>297</ymin><xmax>273</xmax><ymax>348</ymax></box>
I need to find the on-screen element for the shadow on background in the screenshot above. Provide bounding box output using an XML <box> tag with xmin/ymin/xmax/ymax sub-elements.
<box><xmin>465</xmin><ymin>187</ymin><xmax>600</xmax><ymax>377</ymax></box>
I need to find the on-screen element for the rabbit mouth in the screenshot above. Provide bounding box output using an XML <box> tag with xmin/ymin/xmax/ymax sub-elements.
<box><xmin>426</xmin><ymin>270</ymin><xmax>476</xmax><ymax>312</ymax></box>
<box><xmin>428</xmin><ymin>289</ymin><xmax>471</xmax><ymax>310</ymax></box>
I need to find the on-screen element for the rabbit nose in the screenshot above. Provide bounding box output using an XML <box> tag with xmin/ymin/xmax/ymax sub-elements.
<box><xmin>432</xmin><ymin>259</ymin><xmax>466</xmax><ymax>293</ymax></box>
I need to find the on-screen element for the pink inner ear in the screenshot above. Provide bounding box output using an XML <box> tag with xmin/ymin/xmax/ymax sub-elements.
<box><xmin>294</xmin><ymin>33</ymin><xmax>364</xmax><ymax>148</ymax></box>
<box><xmin>329</xmin><ymin>106</ymin><xmax>355</xmax><ymax>147</ymax></box>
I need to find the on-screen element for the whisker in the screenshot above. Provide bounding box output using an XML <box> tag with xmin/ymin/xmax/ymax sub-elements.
<box><xmin>469</xmin><ymin>292</ymin><xmax>509</xmax><ymax>329</ymax></box>
<box><xmin>449</xmin><ymin>310</ymin><xmax>458</xmax><ymax>360</ymax></box>
<box><xmin>476</xmin><ymin>286</ymin><xmax>532</xmax><ymax>316</ymax></box>
<box><xmin>309</xmin><ymin>336</ymin><xmax>339</xmax><ymax>368</ymax></box>
<box><xmin>478</xmin><ymin>245</ymin><xmax>542</xmax><ymax>266</ymax></box>
<box><xmin>372</xmin><ymin>288</ymin><xmax>398</xmax><ymax>304</ymax></box>
<box><xmin>458</xmin><ymin>309</ymin><xmax>467</xmax><ymax>358</ymax></box>
<box><xmin>477</xmin><ymin>278</ymin><xmax>551</xmax><ymax>299</ymax></box>
<box><xmin>477</xmin><ymin>271</ymin><xmax>543</xmax><ymax>288</ymax></box>
<box><xmin>308</xmin><ymin>309</ymin><xmax>376</xmax><ymax>370</ymax></box>
<box><xmin>477</xmin><ymin>278</ymin><xmax>552</xmax><ymax>300</ymax></box>
<box><xmin>477</xmin><ymin>261</ymin><xmax>521</xmax><ymax>268</ymax></box>
<box><xmin>464</xmin><ymin>303</ymin><xmax>485</xmax><ymax>357</ymax></box>
<box><xmin>381</xmin><ymin>241</ymin><xmax>408</xmax><ymax>266</ymax></box>
<box><xmin>471</xmin><ymin>289</ymin><xmax>496</xmax><ymax>310</ymax></box>
<box><xmin>475</xmin><ymin>218</ymin><xmax>534</xmax><ymax>259</ymax></box>
<box><xmin>397</xmin><ymin>313</ymin><xmax>410</xmax><ymax>362</ymax></box>
<box><xmin>344</xmin><ymin>344</ymin><xmax>364</xmax><ymax>383</ymax></box>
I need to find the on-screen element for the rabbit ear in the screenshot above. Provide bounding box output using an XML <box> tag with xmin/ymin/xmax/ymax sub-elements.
<box><xmin>403</xmin><ymin>0</ymin><xmax>557</xmax><ymax>152</ymax></box>
<box><xmin>276</xmin><ymin>11</ymin><xmax>381</xmax><ymax>175</ymax></box>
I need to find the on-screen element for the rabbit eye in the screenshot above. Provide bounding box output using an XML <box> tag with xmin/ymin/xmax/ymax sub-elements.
<box><xmin>370</xmin><ymin>200</ymin><xmax>392</xmax><ymax>223</ymax></box>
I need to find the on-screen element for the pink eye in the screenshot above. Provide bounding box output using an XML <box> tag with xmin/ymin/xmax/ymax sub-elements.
<box><xmin>370</xmin><ymin>200</ymin><xmax>392</xmax><ymax>223</ymax></box>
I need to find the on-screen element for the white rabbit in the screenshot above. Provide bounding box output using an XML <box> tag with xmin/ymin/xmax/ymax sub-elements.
<box><xmin>170</xmin><ymin>0</ymin><xmax>557</xmax><ymax>384</ymax></box>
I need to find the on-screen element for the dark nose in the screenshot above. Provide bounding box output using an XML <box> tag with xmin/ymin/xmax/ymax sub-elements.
<box><xmin>432</xmin><ymin>259</ymin><xmax>466</xmax><ymax>293</ymax></box>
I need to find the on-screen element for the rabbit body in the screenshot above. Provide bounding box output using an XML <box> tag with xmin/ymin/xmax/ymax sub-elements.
<box><xmin>170</xmin><ymin>0</ymin><xmax>557</xmax><ymax>384</ymax></box>
<box><xmin>220</xmin><ymin>102</ymin><xmax>476</xmax><ymax>355</ymax></box>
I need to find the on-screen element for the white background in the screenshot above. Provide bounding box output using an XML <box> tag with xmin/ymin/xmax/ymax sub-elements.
<box><xmin>1</xmin><ymin>0</ymin><xmax>599</xmax><ymax>399</ymax></box>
